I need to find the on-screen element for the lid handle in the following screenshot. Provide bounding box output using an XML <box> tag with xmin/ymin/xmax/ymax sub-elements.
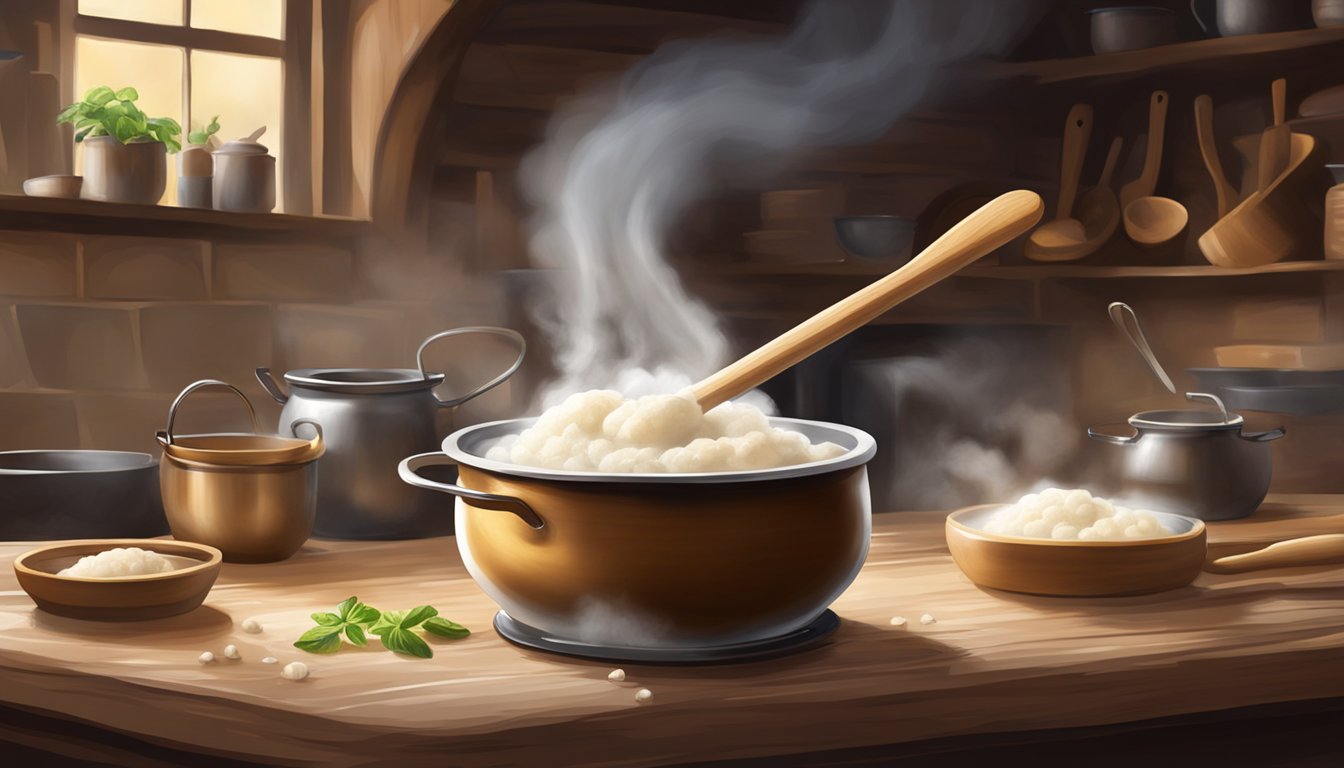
<box><xmin>160</xmin><ymin>379</ymin><xmax>259</xmax><ymax>446</ymax></box>
<box><xmin>1185</xmin><ymin>391</ymin><xmax>1229</xmax><ymax>423</ymax></box>
<box><xmin>416</xmin><ymin>327</ymin><xmax>527</xmax><ymax>409</ymax></box>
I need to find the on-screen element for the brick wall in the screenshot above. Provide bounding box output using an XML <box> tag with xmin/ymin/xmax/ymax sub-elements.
<box><xmin>0</xmin><ymin>227</ymin><xmax>516</xmax><ymax>456</ymax></box>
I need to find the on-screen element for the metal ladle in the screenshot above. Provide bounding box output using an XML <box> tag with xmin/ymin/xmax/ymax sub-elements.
<box><xmin>1108</xmin><ymin>301</ymin><xmax>1175</xmax><ymax>393</ymax></box>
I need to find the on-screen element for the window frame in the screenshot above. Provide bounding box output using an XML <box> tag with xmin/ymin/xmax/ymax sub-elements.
<box><xmin>64</xmin><ymin>0</ymin><xmax>313</xmax><ymax>213</ymax></box>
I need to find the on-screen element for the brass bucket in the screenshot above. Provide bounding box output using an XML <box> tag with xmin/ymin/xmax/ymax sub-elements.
<box><xmin>157</xmin><ymin>380</ymin><xmax>324</xmax><ymax>563</ymax></box>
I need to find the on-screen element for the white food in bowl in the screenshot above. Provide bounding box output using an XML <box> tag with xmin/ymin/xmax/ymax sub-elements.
<box><xmin>985</xmin><ymin>488</ymin><xmax>1171</xmax><ymax>540</ymax></box>
<box><xmin>485</xmin><ymin>389</ymin><xmax>846</xmax><ymax>473</ymax></box>
<box><xmin>58</xmin><ymin>546</ymin><xmax>176</xmax><ymax>578</ymax></box>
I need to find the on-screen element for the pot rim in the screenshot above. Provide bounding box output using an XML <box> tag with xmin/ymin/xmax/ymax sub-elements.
<box><xmin>1127</xmin><ymin>408</ymin><xmax>1244</xmax><ymax>430</ymax></box>
<box><xmin>283</xmin><ymin>367</ymin><xmax>446</xmax><ymax>394</ymax></box>
<box><xmin>0</xmin><ymin>449</ymin><xmax>156</xmax><ymax>475</ymax></box>
<box><xmin>443</xmin><ymin>416</ymin><xmax>876</xmax><ymax>484</ymax></box>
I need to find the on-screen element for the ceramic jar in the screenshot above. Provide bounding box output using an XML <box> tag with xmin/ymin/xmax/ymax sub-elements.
<box><xmin>213</xmin><ymin>138</ymin><xmax>275</xmax><ymax>212</ymax></box>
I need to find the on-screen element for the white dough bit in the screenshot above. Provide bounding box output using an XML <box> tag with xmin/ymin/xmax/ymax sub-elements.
<box><xmin>634</xmin><ymin>688</ymin><xmax>653</xmax><ymax>704</ymax></box>
<box><xmin>223</xmin><ymin>644</ymin><xmax>241</xmax><ymax>660</ymax></box>
<box><xmin>261</xmin><ymin>656</ymin><xmax>278</xmax><ymax>665</ymax></box>
<box><xmin>486</xmin><ymin>389</ymin><xmax>846</xmax><ymax>473</ymax></box>
<box><xmin>240</xmin><ymin>619</ymin><xmax>263</xmax><ymax>634</ymax></box>
<box><xmin>197</xmin><ymin>651</ymin><xmax>215</xmax><ymax>664</ymax></box>
<box><xmin>608</xmin><ymin>669</ymin><xmax>626</xmax><ymax>682</ymax></box>
<box><xmin>281</xmin><ymin>662</ymin><xmax>309</xmax><ymax>680</ymax></box>
<box><xmin>919</xmin><ymin>614</ymin><xmax>936</xmax><ymax>625</ymax></box>
<box><xmin>58</xmin><ymin>547</ymin><xmax>175</xmax><ymax>578</ymax></box>
<box><xmin>889</xmin><ymin>616</ymin><xmax>907</xmax><ymax>627</ymax></box>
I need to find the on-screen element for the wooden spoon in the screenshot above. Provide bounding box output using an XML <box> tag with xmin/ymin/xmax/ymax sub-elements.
<box><xmin>1209</xmin><ymin>534</ymin><xmax>1344</xmax><ymax>573</ymax></box>
<box><xmin>691</xmin><ymin>190</ymin><xmax>1044</xmax><ymax>410</ymax></box>
<box><xmin>1025</xmin><ymin>104</ymin><xmax>1092</xmax><ymax>261</ymax></box>
<box><xmin>1026</xmin><ymin>136</ymin><xmax>1123</xmax><ymax>262</ymax></box>
<box><xmin>1194</xmin><ymin>94</ymin><xmax>1236</xmax><ymax>218</ymax></box>
<box><xmin>1121</xmin><ymin>91</ymin><xmax>1188</xmax><ymax>246</ymax></box>
<box><xmin>1257</xmin><ymin>78</ymin><xmax>1290</xmax><ymax>192</ymax></box>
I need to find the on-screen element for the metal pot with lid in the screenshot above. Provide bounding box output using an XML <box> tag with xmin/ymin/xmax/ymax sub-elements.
<box><xmin>1088</xmin><ymin>392</ymin><xmax>1284</xmax><ymax>521</ymax></box>
<box><xmin>256</xmin><ymin>326</ymin><xmax>526</xmax><ymax>539</ymax></box>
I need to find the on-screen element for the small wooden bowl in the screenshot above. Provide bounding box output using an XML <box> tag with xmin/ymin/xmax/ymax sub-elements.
<box><xmin>23</xmin><ymin>174</ymin><xmax>83</xmax><ymax>199</ymax></box>
<box><xmin>945</xmin><ymin>505</ymin><xmax>1206</xmax><ymax>597</ymax></box>
<box><xmin>13</xmin><ymin>539</ymin><xmax>222</xmax><ymax>621</ymax></box>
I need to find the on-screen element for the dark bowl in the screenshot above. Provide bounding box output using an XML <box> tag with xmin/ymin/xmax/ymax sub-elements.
<box><xmin>0</xmin><ymin>451</ymin><xmax>167</xmax><ymax>539</ymax></box>
<box><xmin>833</xmin><ymin>216</ymin><xmax>918</xmax><ymax>263</ymax></box>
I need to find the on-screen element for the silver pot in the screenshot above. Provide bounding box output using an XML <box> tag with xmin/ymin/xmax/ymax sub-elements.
<box><xmin>398</xmin><ymin>417</ymin><xmax>876</xmax><ymax>648</ymax></box>
<box><xmin>1088</xmin><ymin>394</ymin><xmax>1284</xmax><ymax>521</ymax></box>
<box><xmin>256</xmin><ymin>327</ymin><xmax>525</xmax><ymax>539</ymax></box>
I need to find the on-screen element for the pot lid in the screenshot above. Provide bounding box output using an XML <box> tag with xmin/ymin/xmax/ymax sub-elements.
<box><xmin>215</xmin><ymin>139</ymin><xmax>269</xmax><ymax>155</ymax></box>
<box><xmin>158</xmin><ymin>379</ymin><xmax>324</xmax><ymax>466</ymax></box>
<box><xmin>283</xmin><ymin>368</ymin><xmax>446</xmax><ymax>395</ymax></box>
<box><xmin>1128</xmin><ymin>392</ymin><xmax>1243</xmax><ymax>430</ymax></box>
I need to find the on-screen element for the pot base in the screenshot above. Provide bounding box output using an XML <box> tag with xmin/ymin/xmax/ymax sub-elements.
<box><xmin>493</xmin><ymin>609</ymin><xmax>840</xmax><ymax>665</ymax></box>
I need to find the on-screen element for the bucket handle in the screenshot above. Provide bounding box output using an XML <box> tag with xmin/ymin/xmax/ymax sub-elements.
<box><xmin>416</xmin><ymin>327</ymin><xmax>527</xmax><ymax>409</ymax></box>
<box><xmin>1087</xmin><ymin>424</ymin><xmax>1140</xmax><ymax>445</ymax></box>
<box><xmin>160</xmin><ymin>380</ymin><xmax>259</xmax><ymax>446</ymax></box>
<box><xmin>398</xmin><ymin>452</ymin><xmax>544</xmax><ymax>530</ymax></box>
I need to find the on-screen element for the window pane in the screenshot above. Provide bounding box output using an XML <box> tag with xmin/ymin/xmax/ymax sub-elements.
<box><xmin>78</xmin><ymin>0</ymin><xmax>184</xmax><ymax>26</ymax></box>
<box><xmin>191</xmin><ymin>50</ymin><xmax>283</xmax><ymax>210</ymax></box>
<box><xmin>74</xmin><ymin>37</ymin><xmax>184</xmax><ymax>205</ymax></box>
<box><xmin>191</xmin><ymin>0</ymin><xmax>283</xmax><ymax>39</ymax></box>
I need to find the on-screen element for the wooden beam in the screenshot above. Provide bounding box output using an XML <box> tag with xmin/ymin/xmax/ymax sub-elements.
<box><xmin>453</xmin><ymin>43</ymin><xmax>639</xmax><ymax>111</ymax></box>
<box><xmin>476</xmin><ymin>1</ymin><xmax>783</xmax><ymax>54</ymax></box>
<box><xmin>282</xmin><ymin>0</ymin><xmax>313</xmax><ymax>214</ymax></box>
<box><xmin>320</xmin><ymin>0</ymin><xmax>353</xmax><ymax>216</ymax></box>
<box><xmin>71</xmin><ymin>14</ymin><xmax>285</xmax><ymax>57</ymax></box>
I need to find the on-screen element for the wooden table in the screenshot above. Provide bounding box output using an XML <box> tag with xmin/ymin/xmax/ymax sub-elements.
<box><xmin>1</xmin><ymin>495</ymin><xmax>1342</xmax><ymax>767</ymax></box>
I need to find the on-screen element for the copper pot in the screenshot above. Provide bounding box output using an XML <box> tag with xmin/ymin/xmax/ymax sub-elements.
<box><xmin>400</xmin><ymin>417</ymin><xmax>875</xmax><ymax>647</ymax></box>
<box><xmin>157</xmin><ymin>380</ymin><xmax>324</xmax><ymax>563</ymax></box>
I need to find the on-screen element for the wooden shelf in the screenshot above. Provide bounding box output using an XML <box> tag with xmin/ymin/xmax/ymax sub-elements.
<box><xmin>995</xmin><ymin>26</ymin><xmax>1344</xmax><ymax>86</ymax></box>
<box><xmin>0</xmin><ymin>194</ymin><xmax>372</xmax><ymax>244</ymax></box>
<box><xmin>694</xmin><ymin>259</ymin><xmax>1344</xmax><ymax>281</ymax></box>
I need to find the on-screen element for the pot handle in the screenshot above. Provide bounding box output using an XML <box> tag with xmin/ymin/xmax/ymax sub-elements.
<box><xmin>1087</xmin><ymin>424</ymin><xmax>1141</xmax><ymax>445</ymax></box>
<box><xmin>1240</xmin><ymin>427</ymin><xmax>1286</xmax><ymax>443</ymax></box>
<box><xmin>255</xmin><ymin>367</ymin><xmax>290</xmax><ymax>404</ymax></box>
<box><xmin>398</xmin><ymin>452</ymin><xmax>544</xmax><ymax>530</ymax></box>
<box><xmin>161</xmin><ymin>379</ymin><xmax>259</xmax><ymax>446</ymax></box>
<box><xmin>1190</xmin><ymin>0</ymin><xmax>1217</xmax><ymax>36</ymax></box>
<box><xmin>289</xmin><ymin>417</ymin><xmax>323</xmax><ymax>441</ymax></box>
<box><xmin>416</xmin><ymin>327</ymin><xmax>527</xmax><ymax>409</ymax></box>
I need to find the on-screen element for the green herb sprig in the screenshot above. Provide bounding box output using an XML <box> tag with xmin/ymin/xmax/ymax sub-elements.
<box><xmin>293</xmin><ymin>597</ymin><xmax>470</xmax><ymax>659</ymax></box>
<box><xmin>56</xmin><ymin>85</ymin><xmax>182</xmax><ymax>152</ymax></box>
<box><xmin>188</xmin><ymin>115</ymin><xmax>221</xmax><ymax>146</ymax></box>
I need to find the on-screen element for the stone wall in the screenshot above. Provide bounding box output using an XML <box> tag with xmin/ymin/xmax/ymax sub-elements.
<box><xmin>0</xmin><ymin>225</ymin><xmax>517</xmax><ymax>456</ymax></box>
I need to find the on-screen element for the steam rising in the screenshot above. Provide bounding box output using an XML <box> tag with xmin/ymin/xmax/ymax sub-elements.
<box><xmin>521</xmin><ymin>0</ymin><xmax>1039</xmax><ymax>402</ymax></box>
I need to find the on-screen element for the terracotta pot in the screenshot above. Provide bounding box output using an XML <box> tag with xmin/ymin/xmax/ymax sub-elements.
<box><xmin>400</xmin><ymin>417</ymin><xmax>876</xmax><ymax>648</ymax></box>
<box><xmin>81</xmin><ymin>135</ymin><xmax>166</xmax><ymax>204</ymax></box>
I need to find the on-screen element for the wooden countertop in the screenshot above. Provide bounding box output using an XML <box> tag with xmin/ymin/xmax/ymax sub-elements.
<box><xmin>1</xmin><ymin>494</ymin><xmax>1342</xmax><ymax>767</ymax></box>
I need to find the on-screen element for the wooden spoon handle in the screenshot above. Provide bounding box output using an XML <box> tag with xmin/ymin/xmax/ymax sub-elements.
<box><xmin>1057</xmin><ymin>103</ymin><xmax>1093</xmax><ymax>220</ymax></box>
<box><xmin>1121</xmin><ymin>91</ymin><xmax>1168</xmax><ymax>208</ymax></box>
<box><xmin>1194</xmin><ymin>95</ymin><xmax>1235</xmax><ymax>218</ymax></box>
<box><xmin>691</xmin><ymin>190</ymin><xmax>1044</xmax><ymax>410</ymax></box>
<box><xmin>1097</xmin><ymin>136</ymin><xmax>1123</xmax><ymax>188</ymax></box>
<box><xmin>1272</xmin><ymin>77</ymin><xmax>1286</xmax><ymax>126</ymax></box>
<box><xmin>1211</xmin><ymin>534</ymin><xmax>1344</xmax><ymax>573</ymax></box>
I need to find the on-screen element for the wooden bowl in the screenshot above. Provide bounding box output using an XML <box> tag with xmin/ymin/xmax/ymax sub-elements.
<box><xmin>945</xmin><ymin>505</ymin><xmax>1206</xmax><ymax>597</ymax></box>
<box><xmin>23</xmin><ymin>174</ymin><xmax>83</xmax><ymax>199</ymax></box>
<box><xmin>13</xmin><ymin>539</ymin><xmax>222</xmax><ymax>621</ymax></box>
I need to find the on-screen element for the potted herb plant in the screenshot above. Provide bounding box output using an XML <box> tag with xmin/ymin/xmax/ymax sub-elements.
<box><xmin>179</xmin><ymin>115</ymin><xmax>220</xmax><ymax>208</ymax></box>
<box><xmin>56</xmin><ymin>85</ymin><xmax>181</xmax><ymax>204</ymax></box>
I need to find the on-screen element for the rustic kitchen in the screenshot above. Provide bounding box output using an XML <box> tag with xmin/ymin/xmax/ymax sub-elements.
<box><xmin>1</xmin><ymin>0</ymin><xmax>1342</xmax><ymax>765</ymax></box>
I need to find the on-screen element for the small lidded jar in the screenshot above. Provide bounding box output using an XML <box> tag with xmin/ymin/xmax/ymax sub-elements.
<box><xmin>213</xmin><ymin>128</ymin><xmax>276</xmax><ymax>213</ymax></box>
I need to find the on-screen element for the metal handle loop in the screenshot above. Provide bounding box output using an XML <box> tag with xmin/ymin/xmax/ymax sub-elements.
<box><xmin>415</xmin><ymin>327</ymin><xmax>527</xmax><ymax>409</ymax></box>
<box><xmin>163</xmin><ymin>379</ymin><xmax>259</xmax><ymax>446</ymax></box>
<box><xmin>397</xmin><ymin>452</ymin><xmax>544</xmax><ymax>530</ymax></box>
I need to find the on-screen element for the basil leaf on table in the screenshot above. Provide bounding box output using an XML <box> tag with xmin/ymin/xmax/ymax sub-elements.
<box><xmin>423</xmin><ymin>617</ymin><xmax>471</xmax><ymax>639</ymax></box>
<box><xmin>344</xmin><ymin>623</ymin><xmax>368</xmax><ymax>647</ymax></box>
<box><xmin>311</xmin><ymin>612</ymin><xmax>343</xmax><ymax>626</ymax></box>
<box><xmin>399</xmin><ymin>605</ymin><xmax>438</xmax><ymax>629</ymax></box>
<box><xmin>294</xmin><ymin>625</ymin><xmax>343</xmax><ymax>654</ymax></box>
<box><xmin>379</xmin><ymin>627</ymin><xmax>433</xmax><ymax>659</ymax></box>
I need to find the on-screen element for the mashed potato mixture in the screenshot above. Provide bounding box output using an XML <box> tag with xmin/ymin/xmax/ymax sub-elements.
<box><xmin>58</xmin><ymin>546</ymin><xmax>176</xmax><ymax>578</ymax></box>
<box><xmin>985</xmin><ymin>488</ymin><xmax>1171</xmax><ymax>540</ymax></box>
<box><xmin>485</xmin><ymin>389</ymin><xmax>846</xmax><ymax>473</ymax></box>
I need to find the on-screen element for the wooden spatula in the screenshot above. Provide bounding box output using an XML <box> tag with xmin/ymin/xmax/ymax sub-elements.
<box><xmin>1194</xmin><ymin>95</ymin><xmax>1236</xmax><ymax>218</ymax></box>
<box><xmin>1257</xmin><ymin>78</ymin><xmax>1290</xmax><ymax>192</ymax></box>
<box><xmin>1210</xmin><ymin>534</ymin><xmax>1344</xmax><ymax>573</ymax></box>
<box><xmin>691</xmin><ymin>190</ymin><xmax>1045</xmax><ymax>410</ymax></box>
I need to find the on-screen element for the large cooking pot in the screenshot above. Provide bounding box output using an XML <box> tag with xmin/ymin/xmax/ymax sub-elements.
<box><xmin>256</xmin><ymin>327</ymin><xmax>525</xmax><ymax>539</ymax></box>
<box><xmin>399</xmin><ymin>417</ymin><xmax>876</xmax><ymax>648</ymax></box>
<box><xmin>1088</xmin><ymin>393</ymin><xmax>1284</xmax><ymax>521</ymax></box>
<box><xmin>0</xmin><ymin>450</ymin><xmax>165</xmax><ymax>539</ymax></box>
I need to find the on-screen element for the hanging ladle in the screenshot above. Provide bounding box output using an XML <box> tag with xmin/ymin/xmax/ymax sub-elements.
<box><xmin>1107</xmin><ymin>301</ymin><xmax>1175</xmax><ymax>394</ymax></box>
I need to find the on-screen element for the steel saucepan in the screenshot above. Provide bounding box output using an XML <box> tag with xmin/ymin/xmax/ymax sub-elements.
<box><xmin>399</xmin><ymin>417</ymin><xmax>876</xmax><ymax>648</ymax></box>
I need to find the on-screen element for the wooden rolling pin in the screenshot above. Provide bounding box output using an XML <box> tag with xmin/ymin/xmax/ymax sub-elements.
<box><xmin>691</xmin><ymin>190</ymin><xmax>1044</xmax><ymax>410</ymax></box>
<box><xmin>1210</xmin><ymin>534</ymin><xmax>1344</xmax><ymax>573</ymax></box>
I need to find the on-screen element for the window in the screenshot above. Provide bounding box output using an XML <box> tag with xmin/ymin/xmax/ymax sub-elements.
<box><xmin>73</xmin><ymin>0</ymin><xmax>294</xmax><ymax>209</ymax></box>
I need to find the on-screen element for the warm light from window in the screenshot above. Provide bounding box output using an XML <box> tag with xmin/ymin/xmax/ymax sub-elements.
<box><xmin>191</xmin><ymin>0</ymin><xmax>284</xmax><ymax>40</ymax></box>
<box><xmin>77</xmin><ymin>0</ymin><xmax>184</xmax><ymax>26</ymax></box>
<box><xmin>73</xmin><ymin>37</ymin><xmax>185</xmax><ymax>205</ymax></box>
<box><xmin>191</xmin><ymin>50</ymin><xmax>284</xmax><ymax>209</ymax></box>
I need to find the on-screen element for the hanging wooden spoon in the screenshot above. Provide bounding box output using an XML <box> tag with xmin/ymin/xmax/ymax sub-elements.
<box><xmin>1120</xmin><ymin>91</ymin><xmax>1168</xmax><ymax>210</ymax></box>
<box><xmin>691</xmin><ymin>190</ymin><xmax>1045</xmax><ymax>410</ymax></box>
<box><xmin>1194</xmin><ymin>94</ymin><xmax>1236</xmax><ymax>218</ymax></box>
<box><xmin>1257</xmin><ymin>78</ymin><xmax>1290</xmax><ymax>192</ymax></box>
<box><xmin>1122</xmin><ymin>91</ymin><xmax>1188</xmax><ymax>246</ymax></box>
<box><xmin>1025</xmin><ymin>104</ymin><xmax>1093</xmax><ymax>261</ymax></box>
<box><xmin>1026</xmin><ymin>136</ymin><xmax>1123</xmax><ymax>262</ymax></box>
